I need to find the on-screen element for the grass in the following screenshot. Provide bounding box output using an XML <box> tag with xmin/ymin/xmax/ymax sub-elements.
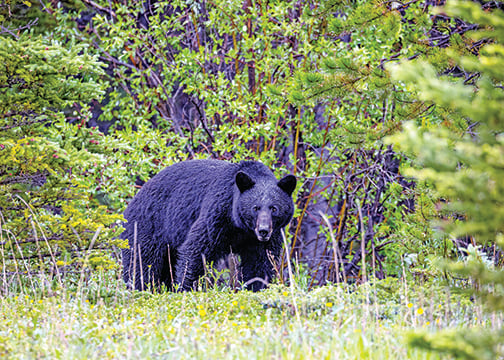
<box><xmin>0</xmin><ymin>270</ymin><xmax>498</xmax><ymax>360</ymax></box>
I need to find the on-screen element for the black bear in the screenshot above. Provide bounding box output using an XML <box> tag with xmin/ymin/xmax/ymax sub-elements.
<box><xmin>121</xmin><ymin>159</ymin><xmax>296</xmax><ymax>292</ymax></box>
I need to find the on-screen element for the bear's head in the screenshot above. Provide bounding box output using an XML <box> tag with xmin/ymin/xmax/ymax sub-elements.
<box><xmin>234</xmin><ymin>171</ymin><xmax>296</xmax><ymax>242</ymax></box>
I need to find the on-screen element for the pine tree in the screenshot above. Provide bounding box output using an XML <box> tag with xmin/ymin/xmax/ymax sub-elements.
<box><xmin>387</xmin><ymin>1</ymin><xmax>504</xmax><ymax>358</ymax></box>
<box><xmin>0</xmin><ymin>11</ymin><xmax>123</xmax><ymax>286</ymax></box>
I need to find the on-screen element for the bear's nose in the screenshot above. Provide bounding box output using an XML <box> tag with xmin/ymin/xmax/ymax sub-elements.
<box><xmin>255</xmin><ymin>210</ymin><xmax>272</xmax><ymax>241</ymax></box>
<box><xmin>258</xmin><ymin>229</ymin><xmax>269</xmax><ymax>238</ymax></box>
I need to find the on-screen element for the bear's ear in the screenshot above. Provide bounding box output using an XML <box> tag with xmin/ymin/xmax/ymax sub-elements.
<box><xmin>278</xmin><ymin>175</ymin><xmax>296</xmax><ymax>196</ymax></box>
<box><xmin>236</xmin><ymin>171</ymin><xmax>255</xmax><ymax>193</ymax></box>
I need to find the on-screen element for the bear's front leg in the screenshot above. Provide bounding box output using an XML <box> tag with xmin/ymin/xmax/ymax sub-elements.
<box><xmin>175</xmin><ymin>219</ymin><xmax>213</xmax><ymax>291</ymax></box>
<box><xmin>240</xmin><ymin>245</ymin><xmax>279</xmax><ymax>292</ymax></box>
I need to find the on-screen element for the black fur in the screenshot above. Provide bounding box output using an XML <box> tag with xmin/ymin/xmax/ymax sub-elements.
<box><xmin>121</xmin><ymin>159</ymin><xmax>296</xmax><ymax>292</ymax></box>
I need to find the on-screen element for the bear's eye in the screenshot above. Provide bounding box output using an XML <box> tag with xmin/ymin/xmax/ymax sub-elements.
<box><xmin>270</xmin><ymin>206</ymin><xmax>278</xmax><ymax>213</ymax></box>
<box><xmin>253</xmin><ymin>206</ymin><xmax>260</xmax><ymax>212</ymax></box>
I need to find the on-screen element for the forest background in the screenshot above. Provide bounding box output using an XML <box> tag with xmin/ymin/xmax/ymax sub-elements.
<box><xmin>0</xmin><ymin>0</ymin><xmax>503</xmax><ymax>359</ymax></box>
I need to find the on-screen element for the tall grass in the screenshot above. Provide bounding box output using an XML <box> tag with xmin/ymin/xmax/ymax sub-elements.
<box><xmin>0</xmin><ymin>263</ymin><xmax>500</xmax><ymax>360</ymax></box>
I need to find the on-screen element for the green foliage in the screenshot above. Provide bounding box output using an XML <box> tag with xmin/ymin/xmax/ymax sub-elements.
<box><xmin>387</xmin><ymin>0</ymin><xmax>504</xmax><ymax>358</ymax></box>
<box><xmin>0</xmin><ymin>28</ymin><xmax>123</xmax><ymax>274</ymax></box>
<box><xmin>408</xmin><ymin>328</ymin><xmax>502</xmax><ymax>360</ymax></box>
<box><xmin>48</xmin><ymin>0</ymin><xmax>305</xmax><ymax>200</ymax></box>
<box><xmin>286</xmin><ymin>0</ymin><xmax>438</xmax><ymax>146</ymax></box>
<box><xmin>388</xmin><ymin>3</ymin><xmax>504</xmax><ymax>243</ymax></box>
<box><xmin>0</xmin><ymin>1</ymin><xmax>60</xmax><ymax>35</ymax></box>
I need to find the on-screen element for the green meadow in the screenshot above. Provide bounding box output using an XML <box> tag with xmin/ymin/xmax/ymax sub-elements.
<box><xmin>0</xmin><ymin>272</ymin><xmax>496</xmax><ymax>359</ymax></box>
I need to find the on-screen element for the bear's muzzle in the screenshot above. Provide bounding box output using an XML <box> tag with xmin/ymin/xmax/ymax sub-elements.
<box><xmin>255</xmin><ymin>210</ymin><xmax>273</xmax><ymax>242</ymax></box>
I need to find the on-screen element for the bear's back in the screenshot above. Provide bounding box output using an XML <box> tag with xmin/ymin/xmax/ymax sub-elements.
<box><xmin>123</xmin><ymin>160</ymin><xmax>233</xmax><ymax>245</ymax></box>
